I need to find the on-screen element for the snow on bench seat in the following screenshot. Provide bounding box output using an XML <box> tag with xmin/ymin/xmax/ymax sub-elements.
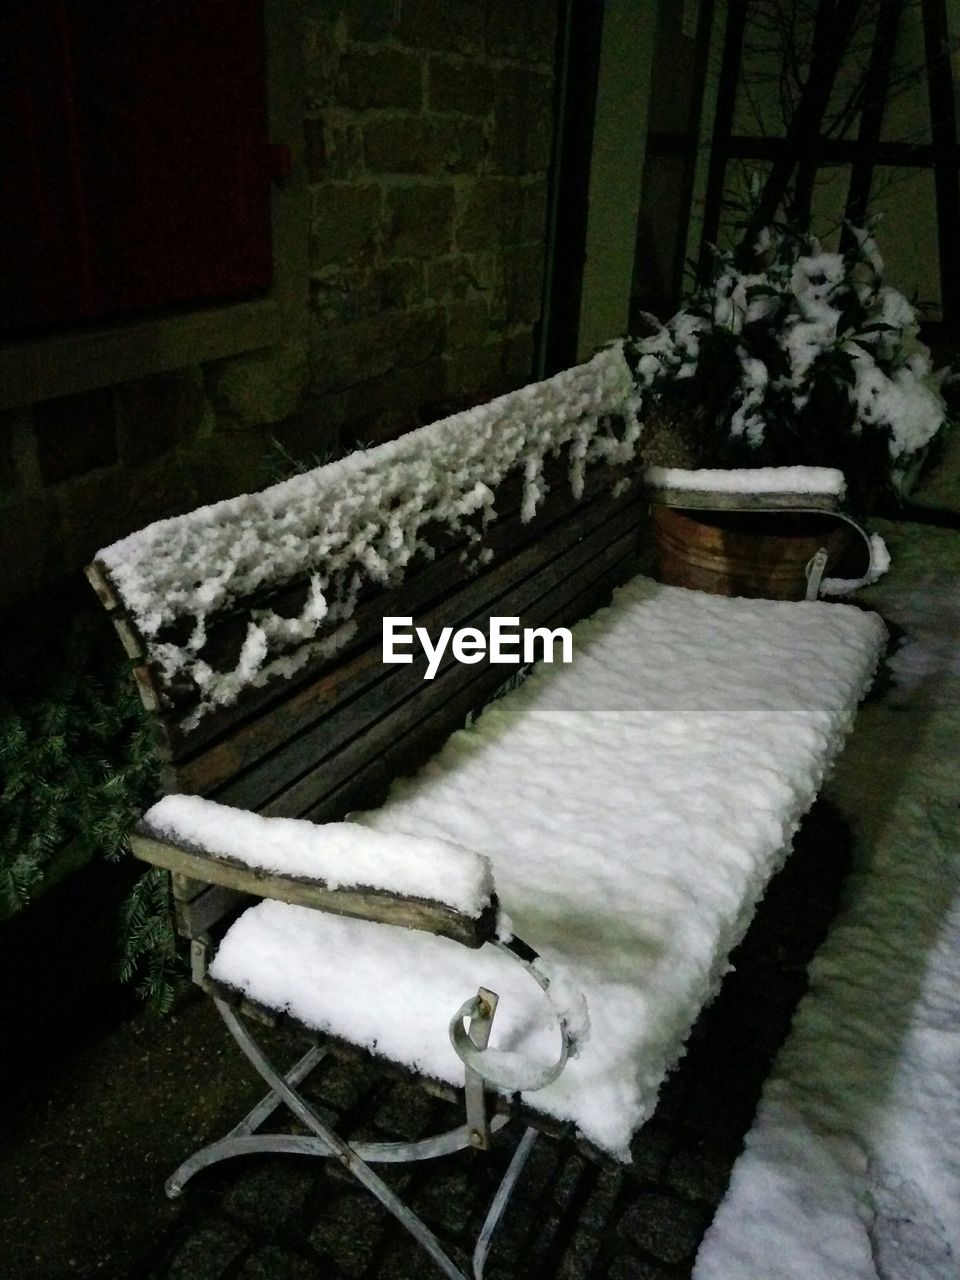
<box><xmin>209</xmin><ymin>577</ymin><xmax>886</xmax><ymax>1161</ymax></box>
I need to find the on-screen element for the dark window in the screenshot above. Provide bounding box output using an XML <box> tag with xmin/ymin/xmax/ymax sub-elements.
<box><xmin>0</xmin><ymin>0</ymin><xmax>271</xmax><ymax>341</ymax></box>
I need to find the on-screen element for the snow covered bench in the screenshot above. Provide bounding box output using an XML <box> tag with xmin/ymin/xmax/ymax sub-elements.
<box><xmin>87</xmin><ymin>343</ymin><xmax>886</xmax><ymax>1280</ymax></box>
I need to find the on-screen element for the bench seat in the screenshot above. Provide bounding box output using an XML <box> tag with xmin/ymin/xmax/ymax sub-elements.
<box><xmin>209</xmin><ymin>576</ymin><xmax>886</xmax><ymax>1161</ymax></box>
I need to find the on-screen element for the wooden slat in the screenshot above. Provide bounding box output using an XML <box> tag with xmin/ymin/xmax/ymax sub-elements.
<box><xmin>84</xmin><ymin>561</ymin><xmax>122</xmax><ymax>612</ymax></box>
<box><xmin>170</xmin><ymin>644</ymin><xmax>381</xmax><ymax>795</ymax></box>
<box><xmin>131</xmin><ymin>664</ymin><xmax>164</xmax><ymax>713</ymax></box>
<box><xmin>174</xmin><ymin>883</ymin><xmax>250</xmax><ymax>936</ymax></box>
<box><xmin>113</xmin><ymin>617</ymin><xmax>146</xmax><ymax>660</ymax></box>
<box><xmin>94</xmin><ymin>455</ymin><xmax>641</xmax><ymax>761</ymax></box>
<box><xmin>130</xmin><ymin>831</ymin><xmax>498</xmax><ymax>949</ymax></box>
<box><xmin>255</xmin><ymin>528</ymin><xmax>641</xmax><ymax>824</ymax></box>
<box><xmin>172</xmin><ymin>499</ymin><xmax>579</xmax><ymax>788</ymax></box>
<box><xmin>170</xmin><ymin>469</ymin><xmax>643</xmax><ymax>787</ymax></box>
<box><xmin>218</xmin><ymin>554</ymin><xmax>639</xmax><ymax>824</ymax></box>
<box><xmin>648</xmin><ymin>488</ymin><xmax>840</xmax><ymax>513</ymax></box>
<box><xmin>182</xmin><ymin>484</ymin><xmax>644</xmax><ymax>803</ymax></box>
<box><xmin>208</xmin><ymin>507</ymin><xmax>644</xmax><ymax>815</ymax></box>
<box><xmin>302</xmin><ymin>545</ymin><xmax>638</xmax><ymax>824</ymax></box>
<box><xmin>166</xmin><ymin>454</ymin><xmax>636</xmax><ymax>745</ymax></box>
<box><xmin>171</xmin><ymin>872</ymin><xmax>208</xmax><ymax>902</ymax></box>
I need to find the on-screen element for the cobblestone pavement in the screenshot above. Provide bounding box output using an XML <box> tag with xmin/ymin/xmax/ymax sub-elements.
<box><xmin>133</xmin><ymin>800</ymin><xmax>852</xmax><ymax>1280</ymax></box>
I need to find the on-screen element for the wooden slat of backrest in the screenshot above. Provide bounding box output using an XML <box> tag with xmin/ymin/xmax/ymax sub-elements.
<box><xmin>175</xmin><ymin>477</ymin><xmax>644</xmax><ymax>799</ymax></box>
<box><xmin>166</xmin><ymin>643</ymin><xmax>381</xmax><ymax>794</ymax></box>
<box><xmin>208</xmin><ymin>501</ymin><xmax>643</xmax><ymax>815</ymax></box>
<box><xmin>169</xmin><ymin>505</ymin><xmax>575</xmax><ymax>791</ymax></box>
<box><xmin>253</xmin><ymin>521</ymin><xmax>642</xmax><ymax>821</ymax></box>
<box><xmin>165</xmin><ymin>455</ymin><xmax>633</xmax><ymax>753</ymax></box>
<box><xmin>301</xmin><ymin>539</ymin><xmax>640</xmax><ymax>824</ymax></box>
<box><xmin>114</xmin><ymin>455</ymin><xmax>638</xmax><ymax>763</ymax></box>
<box><xmin>174</xmin><ymin>883</ymin><xmax>249</xmax><ymax>938</ymax></box>
<box><xmin>85</xmin><ymin>562</ymin><xmax>165</xmax><ymax>715</ymax></box>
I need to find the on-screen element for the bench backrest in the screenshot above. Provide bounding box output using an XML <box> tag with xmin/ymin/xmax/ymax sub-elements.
<box><xmin>88</xmin><ymin>345</ymin><xmax>645</xmax><ymax>827</ymax></box>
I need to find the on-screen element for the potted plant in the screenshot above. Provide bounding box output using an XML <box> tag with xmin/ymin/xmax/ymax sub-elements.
<box><xmin>627</xmin><ymin>222</ymin><xmax>954</xmax><ymax>597</ymax></box>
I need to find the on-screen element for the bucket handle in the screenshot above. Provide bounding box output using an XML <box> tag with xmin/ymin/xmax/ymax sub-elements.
<box><xmin>804</xmin><ymin>547</ymin><xmax>830</xmax><ymax>600</ymax></box>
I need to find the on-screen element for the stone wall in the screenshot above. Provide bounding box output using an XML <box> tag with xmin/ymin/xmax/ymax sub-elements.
<box><xmin>0</xmin><ymin>0</ymin><xmax>558</xmax><ymax>615</ymax></box>
<box><xmin>284</xmin><ymin>0</ymin><xmax>558</xmax><ymax>453</ymax></box>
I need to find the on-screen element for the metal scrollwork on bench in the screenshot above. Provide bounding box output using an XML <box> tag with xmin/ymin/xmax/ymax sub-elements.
<box><xmin>449</xmin><ymin>937</ymin><xmax>581</xmax><ymax>1174</ymax></box>
<box><xmin>166</xmin><ymin>935</ymin><xmax>583</xmax><ymax>1280</ymax></box>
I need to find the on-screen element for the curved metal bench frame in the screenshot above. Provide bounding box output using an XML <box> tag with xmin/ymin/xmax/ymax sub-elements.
<box><xmin>168</xmin><ymin>935</ymin><xmax>581</xmax><ymax>1280</ymax></box>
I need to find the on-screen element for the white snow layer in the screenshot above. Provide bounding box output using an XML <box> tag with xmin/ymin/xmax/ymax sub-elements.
<box><xmin>209</xmin><ymin>577</ymin><xmax>885</xmax><ymax>1160</ymax></box>
<box><xmin>822</xmin><ymin>531</ymin><xmax>891</xmax><ymax>597</ymax></box>
<box><xmin>94</xmin><ymin>344</ymin><xmax>640</xmax><ymax>721</ymax></box>
<box><xmin>141</xmin><ymin>794</ymin><xmax>495</xmax><ymax>918</ymax></box>
<box><xmin>694</xmin><ymin>520</ymin><xmax>960</xmax><ymax>1280</ymax></box>
<box><xmin>645</xmin><ymin>465</ymin><xmax>847</xmax><ymax>498</ymax></box>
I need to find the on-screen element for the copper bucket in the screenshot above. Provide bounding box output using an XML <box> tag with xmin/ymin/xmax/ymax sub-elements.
<box><xmin>651</xmin><ymin>505</ymin><xmax>855</xmax><ymax>600</ymax></box>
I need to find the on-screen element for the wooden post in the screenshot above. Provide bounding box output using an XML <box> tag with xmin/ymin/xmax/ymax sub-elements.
<box><xmin>921</xmin><ymin>0</ymin><xmax>960</xmax><ymax>324</ymax></box>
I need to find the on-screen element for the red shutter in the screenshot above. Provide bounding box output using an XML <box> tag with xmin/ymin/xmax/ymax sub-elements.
<box><xmin>0</xmin><ymin>0</ymin><xmax>271</xmax><ymax>340</ymax></box>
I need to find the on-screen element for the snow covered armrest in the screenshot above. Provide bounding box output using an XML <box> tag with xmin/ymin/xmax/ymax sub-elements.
<box><xmin>132</xmin><ymin>795</ymin><xmax>499</xmax><ymax>949</ymax></box>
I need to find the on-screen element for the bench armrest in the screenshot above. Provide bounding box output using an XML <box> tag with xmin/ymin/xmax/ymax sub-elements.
<box><xmin>133</xmin><ymin>795</ymin><xmax>499</xmax><ymax>949</ymax></box>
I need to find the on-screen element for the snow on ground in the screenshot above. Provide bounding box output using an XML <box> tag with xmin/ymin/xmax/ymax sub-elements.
<box><xmin>694</xmin><ymin>520</ymin><xmax>960</xmax><ymax>1280</ymax></box>
<box><xmin>210</xmin><ymin>578</ymin><xmax>883</xmax><ymax>1160</ymax></box>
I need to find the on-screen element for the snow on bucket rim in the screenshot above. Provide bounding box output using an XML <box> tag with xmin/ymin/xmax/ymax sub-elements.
<box><xmin>645</xmin><ymin>464</ymin><xmax>847</xmax><ymax>498</ymax></box>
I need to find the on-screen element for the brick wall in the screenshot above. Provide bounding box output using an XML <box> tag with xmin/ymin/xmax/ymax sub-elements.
<box><xmin>0</xmin><ymin>0</ymin><xmax>558</xmax><ymax>615</ymax></box>
<box><xmin>286</xmin><ymin>0</ymin><xmax>557</xmax><ymax>453</ymax></box>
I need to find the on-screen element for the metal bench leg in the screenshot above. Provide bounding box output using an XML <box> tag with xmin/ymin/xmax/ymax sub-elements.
<box><xmin>171</xmin><ymin>999</ymin><xmax>540</xmax><ymax>1280</ymax></box>
<box><xmin>473</xmin><ymin>1127</ymin><xmax>539</xmax><ymax>1279</ymax></box>
<box><xmin>228</xmin><ymin>1043</ymin><xmax>327</xmax><ymax>1137</ymax></box>
<box><xmin>192</xmin><ymin>1001</ymin><xmax>482</xmax><ymax>1279</ymax></box>
<box><xmin>166</xmin><ymin>1041</ymin><xmax>327</xmax><ymax>1196</ymax></box>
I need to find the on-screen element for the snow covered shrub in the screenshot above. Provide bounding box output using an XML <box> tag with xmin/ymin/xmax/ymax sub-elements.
<box><xmin>628</xmin><ymin>224</ymin><xmax>952</xmax><ymax>511</ymax></box>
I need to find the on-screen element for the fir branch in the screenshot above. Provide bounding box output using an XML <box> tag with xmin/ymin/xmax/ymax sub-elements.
<box><xmin>1</xmin><ymin>609</ymin><xmax>169</xmax><ymax>993</ymax></box>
